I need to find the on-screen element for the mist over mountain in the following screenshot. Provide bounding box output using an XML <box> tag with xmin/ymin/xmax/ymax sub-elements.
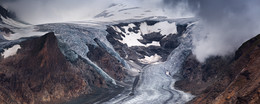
<box><xmin>0</xmin><ymin>0</ymin><xmax>260</xmax><ymax>104</ymax></box>
<box><xmin>163</xmin><ymin>0</ymin><xmax>260</xmax><ymax>62</ymax></box>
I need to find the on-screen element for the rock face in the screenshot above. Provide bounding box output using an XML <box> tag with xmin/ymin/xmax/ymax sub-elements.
<box><xmin>160</xmin><ymin>34</ymin><xmax>180</xmax><ymax>49</ymax></box>
<box><xmin>0</xmin><ymin>32</ymin><xmax>114</xmax><ymax>104</ymax></box>
<box><xmin>0</xmin><ymin>5</ymin><xmax>15</xmax><ymax>22</ymax></box>
<box><xmin>87</xmin><ymin>44</ymin><xmax>125</xmax><ymax>81</ymax></box>
<box><xmin>175</xmin><ymin>34</ymin><xmax>260</xmax><ymax>104</ymax></box>
<box><xmin>138</xmin><ymin>32</ymin><xmax>164</xmax><ymax>44</ymax></box>
<box><xmin>106</xmin><ymin>21</ymin><xmax>188</xmax><ymax>65</ymax></box>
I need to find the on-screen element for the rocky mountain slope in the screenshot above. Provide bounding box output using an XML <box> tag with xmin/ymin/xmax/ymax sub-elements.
<box><xmin>1</xmin><ymin>2</ymin><xmax>259</xmax><ymax>104</ymax></box>
<box><xmin>102</xmin><ymin>19</ymin><xmax>195</xmax><ymax>104</ymax></box>
<box><xmin>0</xmin><ymin>17</ymin><xmax>196</xmax><ymax>103</ymax></box>
<box><xmin>175</xmin><ymin>34</ymin><xmax>260</xmax><ymax>104</ymax></box>
<box><xmin>0</xmin><ymin>32</ymin><xmax>126</xmax><ymax>104</ymax></box>
<box><xmin>106</xmin><ymin>20</ymin><xmax>189</xmax><ymax>66</ymax></box>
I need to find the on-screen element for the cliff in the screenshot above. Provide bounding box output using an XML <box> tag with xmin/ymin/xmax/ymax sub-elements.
<box><xmin>175</xmin><ymin>34</ymin><xmax>260</xmax><ymax>104</ymax></box>
<box><xmin>0</xmin><ymin>32</ymin><xmax>115</xmax><ymax>104</ymax></box>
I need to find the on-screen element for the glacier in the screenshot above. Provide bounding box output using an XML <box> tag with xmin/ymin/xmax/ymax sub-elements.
<box><xmin>103</xmin><ymin>20</ymin><xmax>196</xmax><ymax>104</ymax></box>
<box><xmin>35</xmin><ymin>23</ymin><xmax>119</xmax><ymax>85</ymax></box>
<box><xmin>0</xmin><ymin>4</ymin><xmax>198</xmax><ymax>102</ymax></box>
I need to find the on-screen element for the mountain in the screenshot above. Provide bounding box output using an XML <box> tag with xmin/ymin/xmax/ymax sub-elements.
<box><xmin>175</xmin><ymin>34</ymin><xmax>260</xmax><ymax>104</ymax></box>
<box><xmin>0</xmin><ymin>2</ymin><xmax>259</xmax><ymax>104</ymax></box>
<box><xmin>0</xmin><ymin>16</ymin><xmax>195</xmax><ymax>103</ymax></box>
<box><xmin>0</xmin><ymin>32</ymin><xmax>126</xmax><ymax>103</ymax></box>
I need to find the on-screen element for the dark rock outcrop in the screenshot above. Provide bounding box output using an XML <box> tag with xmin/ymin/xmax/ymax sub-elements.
<box><xmin>160</xmin><ymin>34</ymin><xmax>180</xmax><ymax>49</ymax></box>
<box><xmin>87</xmin><ymin>44</ymin><xmax>125</xmax><ymax>81</ymax></box>
<box><xmin>138</xmin><ymin>32</ymin><xmax>164</xmax><ymax>44</ymax></box>
<box><xmin>0</xmin><ymin>5</ymin><xmax>17</xmax><ymax>39</ymax></box>
<box><xmin>0</xmin><ymin>5</ymin><xmax>16</xmax><ymax>21</ymax></box>
<box><xmin>0</xmin><ymin>27</ymin><xmax>15</xmax><ymax>34</ymax></box>
<box><xmin>159</xmin><ymin>24</ymin><xmax>187</xmax><ymax>49</ymax></box>
<box><xmin>175</xmin><ymin>34</ymin><xmax>260</xmax><ymax>104</ymax></box>
<box><xmin>176</xmin><ymin>24</ymin><xmax>188</xmax><ymax>35</ymax></box>
<box><xmin>0</xmin><ymin>5</ymin><xmax>9</xmax><ymax>20</ymax></box>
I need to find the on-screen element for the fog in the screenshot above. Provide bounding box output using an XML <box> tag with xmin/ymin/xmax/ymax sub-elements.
<box><xmin>164</xmin><ymin>0</ymin><xmax>260</xmax><ymax>62</ymax></box>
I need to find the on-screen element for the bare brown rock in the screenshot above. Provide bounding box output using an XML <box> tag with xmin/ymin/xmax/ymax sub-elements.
<box><xmin>87</xmin><ymin>44</ymin><xmax>125</xmax><ymax>81</ymax></box>
<box><xmin>176</xmin><ymin>34</ymin><xmax>260</xmax><ymax>104</ymax></box>
<box><xmin>0</xmin><ymin>32</ymin><xmax>108</xmax><ymax>104</ymax></box>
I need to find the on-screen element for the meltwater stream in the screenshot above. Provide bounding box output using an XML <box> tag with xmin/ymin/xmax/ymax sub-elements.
<box><xmin>104</xmin><ymin>31</ymin><xmax>194</xmax><ymax>104</ymax></box>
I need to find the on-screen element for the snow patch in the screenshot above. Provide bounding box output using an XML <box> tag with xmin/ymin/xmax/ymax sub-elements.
<box><xmin>114</xmin><ymin>23</ymin><xmax>161</xmax><ymax>47</ymax></box>
<box><xmin>146</xmin><ymin>41</ymin><xmax>160</xmax><ymax>46</ymax></box>
<box><xmin>118</xmin><ymin>31</ymin><xmax>143</xmax><ymax>47</ymax></box>
<box><xmin>138</xmin><ymin>54</ymin><xmax>162</xmax><ymax>64</ymax></box>
<box><xmin>140</xmin><ymin>21</ymin><xmax>177</xmax><ymax>36</ymax></box>
<box><xmin>128</xmin><ymin>23</ymin><xmax>136</xmax><ymax>28</ymax></box>
<box><xmin>1</xmin><ymin>45</ymin><xmax>21</xmax><ymax>58</ymax></box>
<box><xmin>113</xmin><ymin>21</ymin><xmax>177</xmax><ymax>47</ymax></box>
<box><xmin>114</xmin><ymin>24</ymin><xmax>143</xmax><ymax>47</ymax></box>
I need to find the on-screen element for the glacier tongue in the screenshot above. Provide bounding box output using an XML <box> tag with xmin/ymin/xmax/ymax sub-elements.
<box><xmin>103</xmin><ymin>20</ymin><xmax>196</xmax><ymax>104</ymax></box>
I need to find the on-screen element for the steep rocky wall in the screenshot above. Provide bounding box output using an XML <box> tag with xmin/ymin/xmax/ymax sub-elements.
<box><xmin>175</xmin><ymin>34</ymin><xmax>260</xmax><ymax>104</ymax></box>
<box><xmin>0</xmin><ymin>32</ymin><xmax>109</xmax><ymax>104</ymax></box>
<box><xmin>87</xmin><ymin>44</ymin><xmax>125</xmax><ymax>81</ymax></box>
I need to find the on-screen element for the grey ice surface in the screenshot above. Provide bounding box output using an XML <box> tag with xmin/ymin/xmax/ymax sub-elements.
<box><xmin>103</xmin><ymin>21</ymin><xmax>196</xmax><ymax>104</ymax></box>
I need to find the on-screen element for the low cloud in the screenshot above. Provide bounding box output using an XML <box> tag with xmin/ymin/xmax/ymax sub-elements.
<box><xmin>164</xmin><ymin>0</ymin><xmax>260</xmax><ymax>62</ymax></box>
